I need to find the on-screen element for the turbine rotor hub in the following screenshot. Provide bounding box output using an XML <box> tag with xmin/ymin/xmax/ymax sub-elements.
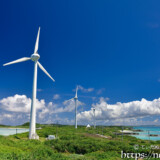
<box><xmin>31</xmin><ymin>53</ymin><xmax>40</xmax><ymax>61</ymax></box>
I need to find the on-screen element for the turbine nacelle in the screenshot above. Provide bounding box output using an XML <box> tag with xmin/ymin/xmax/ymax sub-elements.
<box><xmin>74</xmin><ymin>96</ymin><xmax>78</xmax><ymax>99</ymax></box>
<box><xmin>31</xmin><ymin>53</ymin><xmax>40</xmax><ymax>62</ymax></box>
<box><xmin>74</xmin><ymin>86</ymin><xmax>78</xmax><ymax>99</ymax></box>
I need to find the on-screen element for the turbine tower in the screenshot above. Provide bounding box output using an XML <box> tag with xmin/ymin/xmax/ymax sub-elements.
<box><xmin>74</xmin><ymin>86</ymin><xmax>78</xmax><ymax>129</ymax></box>
<box><xmin>3</xmin><ymin>27</ymin><xmax>55</xmax><ymax>139</ymax></box>
<box><xmin>66</xmin><ymin>86</ymin><xmax>78</xmax><ymax>129</ymax></box>
<box><xmin>92</xmin><ymin>107</ymin><xmax>96</xmax><ymax>129</ymax></box>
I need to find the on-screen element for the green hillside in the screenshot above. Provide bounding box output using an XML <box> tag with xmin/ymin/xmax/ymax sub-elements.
<box><xmin>0</xmin><ymin>124</ymin><xmax>159</xmax><ymax>160</ymax></box>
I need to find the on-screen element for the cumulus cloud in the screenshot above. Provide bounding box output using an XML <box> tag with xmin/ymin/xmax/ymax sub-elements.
<box><xmin>77</xmin><ymin>97</ymin><xmax>160</xmax><ymax>124</ymax></box>
<box><xmin>63</xmin><ymin>99</ymin><xmax>84</xmax><ymax>112</ymax></box>
<box><xmin>53</xmin><ymin>94</ymin><xmax>60</xmax><ymax>100</ymax></box>
<box><xmin>0</xmin><ymin>94</ymin><xmax>45</xmax><ymax>113</ymax></box>
<box><xmin>99</xmin><ymin>97</ymin><xmax>109</xmax><ymax>102</ymax></box>
<box><xmin>39</xmin><ymin>99</ymin><xmax>84</xmax><ymax>119</ymax></box>
<box><xmin>77</xmin><ymin>85</ymin><xmax>94</xmax><ymax>93</ymax></box>
<box><xmin>0</xmin><ymin>111</ymin><xmax>30</xmax><ymax>126</ymax></box>
<box><xmin>0</xmin><ymin>94</ymin><xmax>84</xmax><ymax>125</ymax></box>
<box><xmin>2</xmin><ymin>94</ymin><xmax>160</xmax><ymax>126</ymax></box>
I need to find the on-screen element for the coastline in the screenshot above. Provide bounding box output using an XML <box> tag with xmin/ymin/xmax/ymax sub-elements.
<box><xmin>0</xmin><ymin>127</ymin><xmax>29</xmax><ymax>129</ymax></box>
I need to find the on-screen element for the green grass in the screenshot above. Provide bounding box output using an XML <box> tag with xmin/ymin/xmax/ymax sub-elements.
<box><xmin>0</xmin><ymin>124</ymin><xmax>159</xmax><ymax>159</ymax></box>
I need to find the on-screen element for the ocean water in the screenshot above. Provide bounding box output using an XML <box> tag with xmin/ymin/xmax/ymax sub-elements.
<box><xmin>0</xmin><ymin>128</ymin><xmax>29</xmax><ymax>136</ymax></box>
<box><xmin>132</xmin><ymin>126</ymin><xmax>160</xmax><ymax>141</ymax></box>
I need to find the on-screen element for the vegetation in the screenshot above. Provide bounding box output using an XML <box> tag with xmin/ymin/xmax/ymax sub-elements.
<box><xmin>0</xmin><ymin>124</ymin><xmax>159</xmax><ymax>159</ymax></box>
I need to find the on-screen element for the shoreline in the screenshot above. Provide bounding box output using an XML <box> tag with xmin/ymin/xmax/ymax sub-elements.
<box><xmin>0</xmin><ymin>127</ymin><xmax>29</xmax><ymax>129</ymax></box>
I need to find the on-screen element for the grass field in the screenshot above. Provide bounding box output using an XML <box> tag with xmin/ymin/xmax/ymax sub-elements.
<box><xmin>0</xmin><ymin>123</ymin><xmax>159</xmax><ymax>160</ymax></box>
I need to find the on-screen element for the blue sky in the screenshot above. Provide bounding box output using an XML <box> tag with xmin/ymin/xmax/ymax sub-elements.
<box><xmin>1</xmin><ymin>0</ymin><xmax>160</xmax><ymax>125</ymax></box>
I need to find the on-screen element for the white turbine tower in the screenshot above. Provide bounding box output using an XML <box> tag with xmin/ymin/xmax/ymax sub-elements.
<box><xmin>67</xmin><ymin>86</ymin><xmax>78</xmax><ymax>129</ymax></box>
<box><xmin>92</xmin><ymin>107</ymin><xmax>96</xmax><ymax>129</ymax></box>
<box><xmin>74</xmin><ymin>87</ymin><xmax>78</xmax><ymax>129</ymax></box>
<box><xmin>3</xmin><ymin>27</ymin><xmax>55</xmax><ymax>139</ymax></box>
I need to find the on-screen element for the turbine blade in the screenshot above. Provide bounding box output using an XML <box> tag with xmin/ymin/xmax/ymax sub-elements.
<box><xmin>37</xmin><ymin>61</ymin><xmax>55</xmax><ymax>82</ymax></box>
<box><xmin>65</xmin><ymin>98</ymin><xmax>74</xmax><ymax>103</ymax></box>
<box><xmin>34</xmin><ymin>27</ymin><xmax>40</xmax><ymax>53</ymax></box>
<box><xmin>3</xmin><ymin>57</ymin><xmax>31</xmax><ymax>66</ymax></box>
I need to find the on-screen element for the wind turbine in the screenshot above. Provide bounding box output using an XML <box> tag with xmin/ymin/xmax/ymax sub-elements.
<box><xmin>66</xmin><ymin>86</ymin><xmax>78</xmax><ymax>129</ymax></box>
<box><xmin>92</xmin><ymin>107</ymin><xmax>96</xmax><ymax>129</ymax></box>
<box><xmin>3</xmin><ymin>27</ymin><xmax>55</xmax><ymax>139</ymax></box>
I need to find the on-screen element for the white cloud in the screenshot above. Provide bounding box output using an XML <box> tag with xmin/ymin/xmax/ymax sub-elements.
<box><xmin>78</xmin><ymin>85</ymin><xmax>94</xmax><ymax>93</ymax></box>
<box><xmin>39</xmin><ymin>99</ymin><xmax>84</xmax><ymax>119</ymax></box>
<box><xmin>63</xmin><ymin>99</ymin><xmax>84</xmax><ymax>112</ymax></box>
<box><xmin>39</xmin><ymin>107</ymin><xmax>50</xmax><ymax>119</ymax></box>
<box><xmin>99</xmin><ymin>97</ymin><xmax>109</xmax><ymax>102</ymax></box>
<box><xmin>0</xmin><ymin>94</ymin><xmax>45</xmax><ymax>113</ymax></box>
<box><xmin>77</xmin><ymin>97</ymin><xmax>160</xmax><ymax>124</ymax></box>
<box><xmin>53</xmin><ymin>94</ymin><xmax>60</xmax><ymax>100</ymax></box>
<box><xmin>2</xmin><ymin>94</ymin><xmax>160</xmax><ymax>126</ymax></box>
<box><xmin>154</xmin><ymin>119</ymin><xmax>159</xmax><ymax>123</ymax></box>
<box><xmin>0</xmin><ymin>94</ymin><xmax>85</xmax><ymax>125</ymax></box>
<box><xmin>97</xmin><ymin>88</ymin><xmax>105</xmax><ymax>95</ymax></box>
<box><xmin>0</xmin><ymin>111</ymin><xmax>29</xmax><ymax>126</ymax></box>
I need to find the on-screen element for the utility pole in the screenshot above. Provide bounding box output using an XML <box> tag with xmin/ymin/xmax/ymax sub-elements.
<box><xmin>122</xmin><ymin>118</ymin><xmax>125</xmax><ymax>142</ymax></box>
<box><xmin>56</xmin><ymin>121</ymin><xmax>58</xmax><ymax>138</ymax></box>
<box><xmin>122</xmin><ymin>126</ymin><xmax>123</xmax><ymax>141</ymax></box>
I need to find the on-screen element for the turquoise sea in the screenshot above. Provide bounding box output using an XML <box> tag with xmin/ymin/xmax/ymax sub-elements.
<box><xmin>0</xmin><ymin>128</ymin><xmax>29</xmax><ymax>136</ymax></box>
<box><xmin>132</xmin><ymin>126</ymin><xmax>160</xmax><ymax>141</ymax></box>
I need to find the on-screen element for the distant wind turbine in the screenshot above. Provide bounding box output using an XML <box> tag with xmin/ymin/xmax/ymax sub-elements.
<box><xmin>92</xmin><ymin>107</ymin><xmax>96</xmax><ymax>129</ymax></box>
<box><xmin>66</xmin><ymin>86</ymin><xmax>79</xmax><ymax>129</ymax></box>
<box><xmin>3</xmin><ymin>27</ymin><xmax>55</xmax><ymax>139</ymax></box>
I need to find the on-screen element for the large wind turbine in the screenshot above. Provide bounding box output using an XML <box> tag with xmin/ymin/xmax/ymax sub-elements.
<box><xmin>3</xmin><ymin>27</ymin><xmax>55</xmax><ymax>139</ymax></box>
<box><xmin>67</xmin><ymin>86</ymin><xmax>78</xmax><ymax>129</ymax></box>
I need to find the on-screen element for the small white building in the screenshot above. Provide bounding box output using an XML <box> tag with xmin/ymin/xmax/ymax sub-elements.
<box><xmin>86</xmin><ymin>124</ymin><xmax>91</xmax><ymax>128</ymax></box>
<box><xmin>46</xmin><ymin>135</ymin><xmax>56</xmax><ymax>140</ymax></box>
